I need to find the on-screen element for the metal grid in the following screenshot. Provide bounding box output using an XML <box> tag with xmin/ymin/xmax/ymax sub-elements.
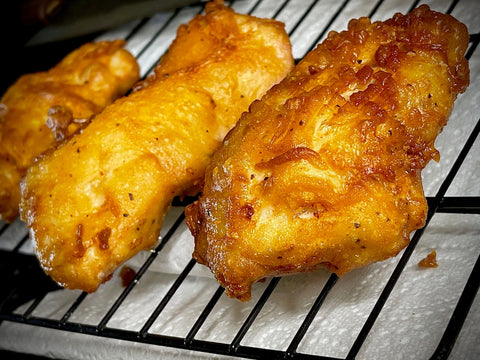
<box><xmin>1</xmin><ymin>0</ymin><xmax>479</xmax><ymax>359</ymax></box>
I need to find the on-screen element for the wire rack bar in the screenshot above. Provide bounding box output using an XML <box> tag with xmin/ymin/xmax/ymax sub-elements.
<box><xmin>347</xmin><ymin>113</ymin><xmax>480</xmax><ymax>359</ymax></box>
<box><xmin>11</xmin><ymin>233</ymin><xmax>29</xmax><ymax>253</ymax></box>
<box><xmin>98</xmin><ymin>212</ymin><xmax>187</xmax><ymax>331</ymax></box>
<box><xmin>139</xmin><ymin>258</ymin><xmax>197</xmax><ymax>337</ymax></box>
<box><xmin>407</xmin><ymin>0</ymin><xmax>422</xmax><ymax>13</ymax></box>
<box><xmin>241</xmin><ymin>0</ymin><xmax>264</xmax><ymax>15</ymax></box>
<box><xmin>22</xmin><ymin>295</ymin><xmax>47</xmax><ymax>320</ymax></box>
<box><xmin>0</xmin><ymin>1</ymin><xmax>478</xmax><ymax>359</ymax></box>
<box><xmin>434</xmin><ymin>196</ymin><xmax>480</xmax><ymax>214</ymax></box>
<box><xmin>285</xmin><ymin>0</ymin><xmax>318</xmax><ymax>39</ymax></box>
<box><xmin>305</xmin><ymin>0</ymin><xmax>350</xmax><ymax>55</ymax></box>
<box><xmin>229</xmin><ymin>277</ymin><xmax>281</xmax><ymax>352</ymax></box>
<box><xmin>433</xmin><ymin>119</ymin><xmax>480</xmax><ymax>210</ymax></box>
<box><xmin>446</xmin><ymin>0</ymin><xmax>462</xmax><ymax>14</ymax></box>
<box><xmin>184</xmin><ymin>285</ymin><xmax>225</xmax><ymax>346</ymax></box>
<box><xmin>466</xmin><ymin>33</ymin><xmax>479</xmax><ymax>60</ymax></box>
<box><xmin>346</xmin><ymin>223</ymin><xmax>429</xmax><ymax>358</ymax></box>
<box><xmin>430</xmin><ymin>252</ymin><xmax>480</xmax><ymax>360</ymax></box>
<box><xmin>142</xmin><ymin>6</ymin><xmax>203</xmax><ymax>77</ymax></box>
<box><xmin>0</xmin><ymin>223</ymin><xmax>8</xmax><ymax>237</ymax></box>
<box><xmin>129</xmin><ymin>9</ymin><xmax>178</xmax><ymax>60</ymax></box>
<box><xmin>367</xmin><ymin>0</ymin><xmax>386</xmax><ymax>18</ymax></box>
<box><xmin>60</xmin><ymin>292</ymin><xmax>89</xmax><ymax>325</ymax></box>
<box><xmin>287</xmin><ymin>274</ymin><xmax>339</xmax><ymax>358</ymax></box>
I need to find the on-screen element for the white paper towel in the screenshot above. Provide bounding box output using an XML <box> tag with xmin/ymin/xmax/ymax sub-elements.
<box><xmin>2</xmin><ymin>212</ymin><xmax>479</xmax><ymax>360</ymax></box>
<box><xmin>1</xmin><ymin>0</ymin><xmax>479</xmax><ymax>359</ymax></box>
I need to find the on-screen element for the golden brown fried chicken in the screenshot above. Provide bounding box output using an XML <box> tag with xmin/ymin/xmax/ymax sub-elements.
<box><xmin>185</xmin><ymin>5</ymin><xmax>470</xmax><ymax>301</ymax></box>
<box><xmin>0</xmin><ymin>40</ymin><xmax>139</xmax><ymax>222</ymax></box>
<box><xmin>20</xmin><ymin>0</ymin><xmax>293</xmax><ymax>292</ymax></box>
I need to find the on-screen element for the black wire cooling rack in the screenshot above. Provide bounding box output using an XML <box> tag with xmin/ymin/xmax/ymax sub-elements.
<box><xmin>1</xmin><ymin>0</ymin><xmax>479</xmax><ymax>359</ymax></box>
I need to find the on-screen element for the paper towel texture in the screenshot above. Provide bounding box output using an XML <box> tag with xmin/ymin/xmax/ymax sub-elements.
<box><xmin>1</xmin><ymin>0</ymin><xmax>479</xmax><ymax>359</ymax></box>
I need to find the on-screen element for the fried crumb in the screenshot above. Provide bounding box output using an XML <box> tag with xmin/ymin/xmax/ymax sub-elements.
<box><xmin>418</xmin><ymin>250</ymin><xmax>438</xmax><ymax>268</ymax></box>
<box><xmin>119</xmin><ymin>265</ymin><xmax>137</xmax><ymax>287</ymax></box>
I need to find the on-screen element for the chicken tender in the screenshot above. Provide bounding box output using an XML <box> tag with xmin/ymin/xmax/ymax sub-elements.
<box><xmin>0</xmin><ymin>40</ymin><xmax>140</xmax><ymax>222</ymax></box>
<box><xmin>20</xmin><ymin>0</ymin><xmax>293</xmax><ymax>292</ymax></box>
<box><xmin>185</xmin><ymin>5</ymin><xmax>470</xmax><ymax>301</ymax></box>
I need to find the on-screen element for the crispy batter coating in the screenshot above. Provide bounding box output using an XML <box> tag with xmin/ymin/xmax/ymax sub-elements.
<box><xmin>0</xmin><ymin>40</ymin><xmax>140</xmax><ymax>222</ymax></box>
<box><xmin>185</xmin><ymin>5</ymin><xmax>470</xmax><ymax>301</ymax></box>
<box><xmin>20</xmin><ymin>0</ymin><xmax>293</xmax><ymax>292</ymax></box>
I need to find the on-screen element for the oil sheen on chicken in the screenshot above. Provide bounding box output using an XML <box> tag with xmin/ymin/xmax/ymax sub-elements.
<box><xmin>0</xmin><ymin>40</ymin><xmax>140</xmax><ymax>222</ymax></box>
<box><xmin>185</xmin><ymin>5</ymin><xmax>470</xmax><ymax>301</ymax></box>
<box><xmin>20</xmin><ymin>0</ymin><xmax>294</xmax><ymax>292</ymax></box>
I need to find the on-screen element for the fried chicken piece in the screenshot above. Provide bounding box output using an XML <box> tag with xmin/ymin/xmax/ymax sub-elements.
<box><xmin>185</xmin><ymin>5</ymin><xmax>470</xmax><ymax>301</ymax></box>
<box><xmin>0</xmin><ymin>40</ymin><xmax>140</xmax><ymax>223</ymax></box>
<box><xmin>20</xmin><ymin>0</ymin><xmax>293</xmax><ymax>292</ymax></box>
